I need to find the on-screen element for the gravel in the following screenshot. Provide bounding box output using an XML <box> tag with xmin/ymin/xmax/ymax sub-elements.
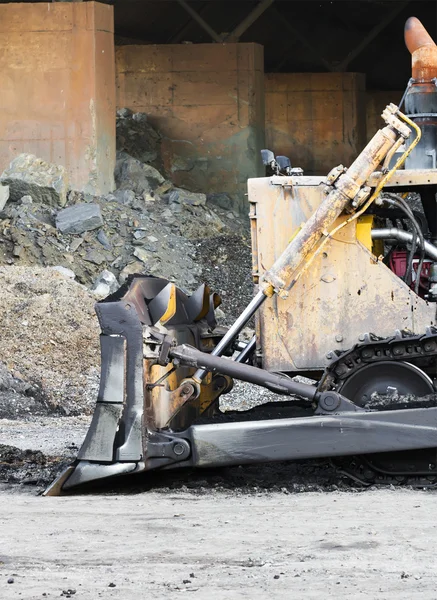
<box><xmin>0</xmin><ymin>266</ymin><xmax>100</xmax><ymax>416</ymax></box>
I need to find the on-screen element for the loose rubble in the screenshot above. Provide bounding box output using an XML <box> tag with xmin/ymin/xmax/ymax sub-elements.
<box><xmin>0</xmin><ymin>109</ymin><xmax>257</xmax><ymax>489</ymax></box>
<box><xmin>115</xmin><ymin>152</ymin><xmax>165</xmax><ymax>194</ymax></box>
<box><xmin>55</xmin><ymin>203</ymin><xmax>104</xmax><ymax>234</ymax></box>
<box><xmin>0</xmin><ymin>266</ymin><xmax>100</xmax><ymax>417</ymax></box>
<box><xmin>116</xmin><ymin>108</ymin><xmax>163</xmax><ymax>171</ymax></box>
<box><xmin>0</xmin><ymin>185</ymin><xmax>9</xmax><ymax>211</ymax></box>
<box><xmin>91</xmin><ymin>269</ymin><xmax>119</xmax><ymax>299</ymax></box>
<box><xmin>1</xmin><ymin>153</ymin><xmax>68</xmax><ymax>207</ymax></box>
<box><xmin>0</xmin><ymin>109</ymin><xmax>250</xmax><ymax>423</ymax></box>
<box><xmin>0</xmin><ymin>159</ymin><xmax>246</xmax><ymax>292</ymax></box>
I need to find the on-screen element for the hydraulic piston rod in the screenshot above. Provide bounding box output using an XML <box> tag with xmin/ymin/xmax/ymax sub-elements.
<box><xmin>193</xmin><ymin>104</ymin><xmax>413</xmax><ymax>383</ymax></box>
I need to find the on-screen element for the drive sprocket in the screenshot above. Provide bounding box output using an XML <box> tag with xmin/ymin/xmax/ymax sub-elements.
<box><xmin>319</xmin><ymin>329</ymin><xmax>437</xmax><ymax>486</ymax></box>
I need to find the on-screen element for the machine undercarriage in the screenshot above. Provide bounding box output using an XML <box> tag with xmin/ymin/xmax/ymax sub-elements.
<box><xmin>46</xmin><ymin>16</ymin><xmax>437</xmax><ymax>495</ymax></box>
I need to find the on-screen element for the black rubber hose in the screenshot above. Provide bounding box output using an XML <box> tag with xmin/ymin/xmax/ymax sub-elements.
<box><xmin>382</xmin><ymin>193</ymin><xmax>425</xmax><ymax>289</ymax></box>
<box><xmin>393</xmin><ymin>196</ymin><xmax>426</xmax><ymax>294</ymax></box>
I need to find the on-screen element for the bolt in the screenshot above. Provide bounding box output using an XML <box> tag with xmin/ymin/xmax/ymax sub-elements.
<box><xmin>173</xmin><ymin>442</ymin><xmax>186</xmax><ymax>456</ymax></box>
<box><xmin>181</xmin><ymin>385</ymin><xmax>192</xmax><ymax>396</ymax></box>
<box><xmin>362</xmin><ymin>349</ymin><xmax>373</xmax><ymax>358</ymax></box>
<box><xmin>326</xmin><ymin>352</ymin><xmax>333</xmax><ymax>360</ymax></box>
<box><xmin>335</xmin><ymin>334</ymin><xmax>343</xmax><ymax>343</ymax></box>
<box><xmin>358</xmin><ymin>334</ymin><xmax>365</xmax><ymax>342</ymax></box>
<box><xmin>321</xmin><ymin>394</ymin><xmax>340</xmax><ymax>411</ymax></box>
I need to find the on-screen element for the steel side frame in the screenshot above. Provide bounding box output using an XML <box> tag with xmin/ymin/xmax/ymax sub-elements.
<box><xmin>175</xmin><ymin>407</ymin><xmax>437</xmax><ymax>469</ymax></box>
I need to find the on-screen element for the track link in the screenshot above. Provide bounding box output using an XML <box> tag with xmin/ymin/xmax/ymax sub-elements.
<box><xmin>320</xmin><ymin>327</ymin><xmax>437</xmax><ymax>392</ymax></box>
<box><xmin>319</xmin><ymin>327</ymin><xmax>437</xmax><ymax>486</ymax></box>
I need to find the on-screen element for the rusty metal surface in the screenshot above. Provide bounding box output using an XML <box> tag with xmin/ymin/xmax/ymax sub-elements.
<box><xmin>249</xmin><ymin>176</ymin><xmax>437</xmax><ymax>373</ymax></box>
<box><xmin>271</xmin><ymin>170</ymin><xmax>437</xmax><ymax>188</ymax></box>
<box><xmin>260</xmin><ymin>110</ymin><xmax>404</xmax><ymax>298</ymax></box>
<box><xmin>368</xmin><ymin>169</ymin><xmax>437</xmax><ymax>187</ymax></box>
<box><xmin>403</xmin><ymin>18</ymin><xmax>437</xmax><ymax>170</ymax></box>
<box><xmin>405</xmin><ymin>16</ymin><xmax>437</xmax><ymax>81</ymax></box>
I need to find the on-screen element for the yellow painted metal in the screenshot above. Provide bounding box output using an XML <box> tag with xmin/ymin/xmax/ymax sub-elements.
<box><xmin>356</xmin><ymin>215</ymin><xmax>384</xmax><ymax>256</ymax></box>
<box><xmin>260</xmin><ymin>106</ymin><xmax>419</xmax><ymax>300</ymax></box>
<box><xmin>356</xmin><ymin>215</ymin><xmax>374</xmax><ymax>251</ymax></box>
<box><xmin>159</xmin><ymin>284</ymin><xmax>177</xmax><ymax>324</ymax></box>
<box><xmin>248</xmin><ymin>175</ymin><xmax>436</xmax><ymax>373</ymax></box>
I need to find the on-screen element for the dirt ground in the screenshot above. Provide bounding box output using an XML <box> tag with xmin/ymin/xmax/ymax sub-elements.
<box><xmin>1</xmin><ymin>486</ymin><xmax>437</xmax><ymax>599</ymax></box>
<box><xmin>1</xmin><ymin>226</ymin><xmax>436</xmax><ymax>598</ymax></box>
<box><xmin>1</xmin><ymin>415</ymin><xmax>437</xmax><ymax>599</ymax></box>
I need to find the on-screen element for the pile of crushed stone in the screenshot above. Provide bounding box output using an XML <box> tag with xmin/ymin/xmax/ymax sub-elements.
<box><xmin>0</xmin><ymin>185</ymin><xmax>246</xmax><ymax>294</ymax></box>
<box><xmin>0</xmin><ymin>266</ymin><xmax>100</xmax><ymax>418</ymax></box>
<box><xmin>0</xmin><ymin>108</ymin><xmax>256</xmax><ymax>424</ymax></box>
<box><xmin>0</xmin><ymin>109</ymin><xmax>249</xmax><ymax>296</ymax></box>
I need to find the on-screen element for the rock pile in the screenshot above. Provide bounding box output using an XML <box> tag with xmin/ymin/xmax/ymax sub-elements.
<box><xmin>116</xmin><ymin>108</ymin><xmax>163</xmax><ymax>172</ymax></box>
<box><xmin>0</xmin><ymin>266</ymin><xmax>100</xmax><ymax>417</ymax></box>
<box><xmin>0</xmin><ymin>110</ymin><xmax>252</xmax><ymax>417</ymax></box>
<box><xmin>0</xmin><ymin>151</ymin><xmax>246</xmax><ymax>294</ymax></box>
<box><xmin>1</xmin><ymin>154</ymin><xmax>68</xmax><ymax>206</ymax></box>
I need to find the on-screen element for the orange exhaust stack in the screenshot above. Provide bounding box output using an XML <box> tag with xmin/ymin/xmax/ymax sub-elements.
<box><xmin>405</xmin><ymin>16</ymin><xmax>437</xmax><ymax>81</ymax></box>
<box><xmin>403</xmin><ymin>17</ymin><xmax>437</xmax><ymax>170</ymax></box>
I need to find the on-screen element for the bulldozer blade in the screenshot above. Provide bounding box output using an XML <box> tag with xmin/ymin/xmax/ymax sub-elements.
<box><xmin>46</xmin><ymin>274</ymin><xmax>226</xmax><ymax>495</ymax></box>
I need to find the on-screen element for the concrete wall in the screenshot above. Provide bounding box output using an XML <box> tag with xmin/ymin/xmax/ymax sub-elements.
<box><xmin>366</xmin><ymin>90</ymin><xmax>403</xmax><ymax>141</ymax></box>
<box><xmin>116</xmin><ymin>43</ymin><xmax>265</xmax><ymax>212</ymax></box>
<box><xmin>0</xmin><ymin>2</ymin><xmax>116</xmax><ymax>195</ymax></box>
<box><xmin>265</xmin><ymin>73</ymin><xmax>366</xmax><ymax>175</ymax></box>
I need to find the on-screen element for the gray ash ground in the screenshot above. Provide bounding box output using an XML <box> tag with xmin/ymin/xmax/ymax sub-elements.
<box><xmin>0</xmin><ymin>406</ymin><xmax>356</xmax><ymax>495</ymax></box>
<box><xmin>0</xmin><ymin>444</ymin><xmax>70</xmax><ymax>488</ymax></box>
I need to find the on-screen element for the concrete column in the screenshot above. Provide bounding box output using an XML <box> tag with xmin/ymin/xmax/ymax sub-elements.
<box><xmin>366</xmin><ymin>90</ymin><xmax>403</xmax><ymax>141</ymax></box>
<box><xmin>0</xmin><ymin>2</ymin><xmax>115</xmax><ymax>195</ymax></box>
<box><xmin>265</xmin><ymin>73</ymin><xmax>366</xmax><ymax>174</ymax></box>
<box><xmin>116</xmin><ymin>43</ymin><xmax>265</xmax><ymax>213</ymax></box>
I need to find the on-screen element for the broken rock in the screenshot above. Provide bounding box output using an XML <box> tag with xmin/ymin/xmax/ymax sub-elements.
<box><xmin>207</xmin><ymin>192</ymin><xmax>233</xmax><ymax>211</ymax></box>
<box><xmin>50</xmin><ymin>266</ymin><xmax>76</xmax><ymax>280</ymax></box>
<box><xmin>0</xmin><ymin>185</ymin><xmax>9</xmax><ymax>211</ymax></box>
<box><xmin>115</xmin><ymin>153</ymin><xmax>164</xmax><ymax>195</ymax></box>
<box><xmin>97</xmin><ymin>230</ymin><xmax>111</xmax><ymax>250</ymax></box>
<box><xmin>116</xmin><ymin>109</ymin><xmax>162</xmax><ymax>167</ymax></box>
<box><xmin>55</xmin><ymin>203</ymin><xmax>103</xmax><ymax>235</ymax></box>
<box><xmin>1</xmin><ymin>154</ymin><xmax>68</xmax><ymax>207</ymax></box>
<box><xmin>83</xmin><ymin>249</ymin><xmax>106</xmax><ymax>265</ymax></box>
<box><xmin>133</xmin><ymin>247</ymin><xmax>149</xmax><ymax>263</ymax></box>
<box><xmin>113</xmin><ymin>189</ymin><xmax>135</xmax><ymax>206</ymax></box>
<box><xmin>92</xmin><ymin>269</ymin><xmax>119</xmax><ymax>299</ymax></box>
<box><xmin>119</xmin><ymin>260</ymin><xmax>145</xmax><ymax>284</ymax></box>
<box><xmin>166</xmin><ymin>188</ymin><xmax>206</xmax><ymax>206</ymax></box>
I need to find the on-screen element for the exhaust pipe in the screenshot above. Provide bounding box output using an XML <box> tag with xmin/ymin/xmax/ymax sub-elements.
<box><xmin>405</xmin><ymin>16</ymin><xmax>437</xmax><ymax>81</ymax></box>
<box><xmin>404</xmin><ymin>17</ymin><xmax>437</xmax><ymax>169</ymax></box>
<box><xmin>371</xmin><ymin>227</ymin><xmax>437</xmax><ymax>260</ymax></box>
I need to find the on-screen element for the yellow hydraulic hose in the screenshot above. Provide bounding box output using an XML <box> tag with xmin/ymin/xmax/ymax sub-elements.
<box><xmin>293</xmin><ymin>110</ymin><xmax>422</xmax><ymax>283</ymax></box>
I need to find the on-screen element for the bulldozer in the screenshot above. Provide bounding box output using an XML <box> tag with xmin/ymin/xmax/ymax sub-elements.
<box><xmin>46</xmin><ymin>16</ymin><xmax>437</xmax><ymax>494</ymax></box>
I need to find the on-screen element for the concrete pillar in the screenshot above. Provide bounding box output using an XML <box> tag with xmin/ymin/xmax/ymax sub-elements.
<box><xmin>366</xmin><ymin>90</ymin><xmax>403</xmax><ymax>141</ymax></box>
<box><xmin>0</xmin><ymin>2</ymin><xmax>115</xmax><ymax>195</ymax></box>
<box><xmin>265</xmin><ymin>73</ymin><xmax>366</xmax><ymax>175</ymax></box>
<box><xmin>116</xmin><ymin>43</ymin><xmax>265</xmax><ymax>213</ymax></box>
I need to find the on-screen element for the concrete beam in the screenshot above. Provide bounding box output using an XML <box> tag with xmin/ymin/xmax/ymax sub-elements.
<box><xmin>334</xmin><ymin>0</ymin><xmax>410</xmax><ymax>71</ymax></box>
<box><xmin>225</xmin><ymin>0</ymin><xmax>275</xmax><ymax>42</ymax></box>
<box><xmin>176</xmin><ymin>0</ymin><xmax>222</xmax><ymax>43</ymax></box>
<box><xmin>169</xmin><ymin>2</ymin><xmax>208</xmax><ymax>43</ymax></box>
<box><xmin>270</xmin><ymin>6</ymin><xmax>335</xmax><ymax>72</ymax></box>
